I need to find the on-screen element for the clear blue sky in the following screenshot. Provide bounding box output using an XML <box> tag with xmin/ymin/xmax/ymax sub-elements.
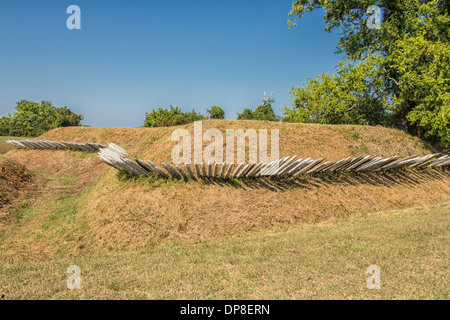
<box><xmin>0</xmin><ymin>0</ymin><xmax>341</xmax><ymax>127</ymax></box>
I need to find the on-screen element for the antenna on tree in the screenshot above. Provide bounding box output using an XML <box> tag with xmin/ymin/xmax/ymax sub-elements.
<box><xmin>263</xmin><ymin>92</ymin><xmax>274</xmax><ymax>104</ymax></box>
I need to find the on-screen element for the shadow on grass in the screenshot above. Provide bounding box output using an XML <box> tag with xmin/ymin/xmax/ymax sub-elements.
<box><xmin>117</xmin><ymin>167</ymin><xmax>449</xmax><ymax>192</ymax></box>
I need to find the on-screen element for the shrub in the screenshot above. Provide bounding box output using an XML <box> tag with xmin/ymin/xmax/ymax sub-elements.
<box><xmin>144</xmin><ymin>106</ymin><xmax>205</xmax><ymax>127</ymax></box>
<box><xmin>237</xmin><ymin>108</ymin><xmax>255</xmax><ymax>120</ymax></box>
<box><xmin>237</xmin><ymin>95</ymin><xmax>280</xmax><ymax>121</ymax></box>
<box><xmin>206</xmin><ymin>105</ymin><xmax>225</xmax><ymax>119</ymax></box>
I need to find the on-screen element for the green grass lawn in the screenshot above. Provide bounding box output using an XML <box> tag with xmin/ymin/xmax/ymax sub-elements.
<box><xmin>0</xmin><ymin>202</ymin><xmax>448</xmax><ymax>300</ymax></box>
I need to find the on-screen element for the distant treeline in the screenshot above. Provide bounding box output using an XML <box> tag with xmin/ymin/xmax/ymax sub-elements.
<box><xmin>0</xmin><ymin>100</ymin><xmax>83</xmax><ymax>137</ymax></box>
<box><xmin>144</xmin><ymin>97</ymin><xmax>279</xmax><ymax>128</ymax></box>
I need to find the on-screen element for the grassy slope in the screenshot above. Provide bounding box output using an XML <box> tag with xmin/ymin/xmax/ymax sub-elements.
<box><xmin>1</xmin><ymin>120</ymin><xmax>449</xmax><ymax>261</ymax></box>
<box><xmin>0</xmin><ymin>155</ymin><xmax>35</xmax><ymax>216</ymax></box>
<box><xmin>0</xmin><ymin>202</ymin><xmax>448</xmax><ymax>299</ymax></box>
<box><xmin>36</xmin><ymin>120</ymin><xmax>437</xmax><ymax>162</ymax></box>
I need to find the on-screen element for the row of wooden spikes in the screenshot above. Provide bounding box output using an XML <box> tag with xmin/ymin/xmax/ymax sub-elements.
<box><xmin>98</xmin><ymin>150</ymin><xmax>450</xmax><ymax>180</ymax></box>
<box><xmin>7</xmin><ymin>139</ymin><xmax>106</xmax><ymax>153</ymax></box>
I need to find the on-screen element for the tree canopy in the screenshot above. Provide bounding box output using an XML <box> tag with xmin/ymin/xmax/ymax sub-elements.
<box><xmin>206</xmin><ymin>105</ymin><xmax>226</xmax><ymax>119</ymax></box>
<box><xmin>144</xmin><ymin>106</ymin><xmax>205</xmax><ymax>127</ymax></box>
<box><xmin>238</xmin><ymin>94</ymin><xmax>280</xmax><ymax>121</ymax></box>
<box><xmin>284</xmin><ymin>0</ymin><xmax>450</xmax><ymax>147</ymax></box>
<box><xmin>0</xmin><ymin>100</ymin><xmax>83</xmax><ymax>137</ymax></box>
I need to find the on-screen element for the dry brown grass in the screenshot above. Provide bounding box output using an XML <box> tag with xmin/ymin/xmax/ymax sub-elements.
<box><xmin>36</xmin><ymin>120</ymin><xmax>434</xmax><ymax>162</ymax></box>
<box><xmin>75</xmin><ymin>168</ymin><xmax>450</xmax><ymax>253</ymax></box>
<box><xmin>0</xmin><ymin>157</ymin><xmax>36</xmax><ymax>217</ymax></box>
<box><xmin>1</xmin><ymin>203</ymin><xmax>448</xmax><ymax>299</ymax></box>
<box><xmin>0</xmin><ymin>121</ymin><xmax>448</xmax><ymax>262</ymax></box>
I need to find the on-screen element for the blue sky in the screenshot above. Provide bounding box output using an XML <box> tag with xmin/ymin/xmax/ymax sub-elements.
<box><xmin>0</xmin><ymin>0</ymin><xmax>341</xmax><ymax>127</ymax></box>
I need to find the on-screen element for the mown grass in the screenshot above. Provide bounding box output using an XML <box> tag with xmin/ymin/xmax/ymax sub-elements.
<box><xmin>0</xmin><ymin>202</ymin><xmax>448</xmax><ymax>300</ymax></box>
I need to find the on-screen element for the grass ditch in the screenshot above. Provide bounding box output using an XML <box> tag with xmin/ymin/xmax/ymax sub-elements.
<box><xmin>0</xmin><ymin>179</ymin><xmax>98</xmax><ymax>262</ymax></box>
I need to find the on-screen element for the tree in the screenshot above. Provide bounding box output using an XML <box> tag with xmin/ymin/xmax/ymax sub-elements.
<box><xmin>238</xmin><ymin>93</ymin><xmax>280</xmax><ymax>121</ymax></box>
<box><xmin>285</xmin><ymin>0</ymin><xmax>450</xmax><ymax>147</ymax></box>
<box><xmin>283</xmin><ymin>56</ymin><xmax>389</xmax><ymax>125</ymax></box>
<box><xmin>387</xmin><ymin>4</ymin><xmax>450</xmax><ymax>145</ymax></box>
<box><xmin>0</xmin><ymin>100</ymin><xmax>83</xmax><ymax>137</ymax></box>
<box><xmin>0</xmin><ymin>116</ymin><xmax>11</xmax><ymax>136</ymax></box>
<box><xmin>55</xmin><ymin>107</ymin><xmax>84</xmax><ymax>127</ymax></box>
<box><xmin>206</xmin><ymin>105</ymin><xmax>225</xmax><ymax>119</ymax></box>
<box><xmin>289</xmin><ymin>0</ymin><xmax>449</xmax><ymax>59</ymax></box>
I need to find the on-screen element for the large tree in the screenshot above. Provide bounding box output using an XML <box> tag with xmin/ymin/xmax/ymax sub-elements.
<box><xmin>284</xmin><ymin>0</ymin><xmax>450</xmax><ymax>147</ymax></box>
<box><xmin>0</xmin><ymin>100</ymin><xmax>83</xmax><ymax>137</ymax></box>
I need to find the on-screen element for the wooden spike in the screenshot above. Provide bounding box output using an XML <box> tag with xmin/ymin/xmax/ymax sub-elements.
<box><xmin>273</xmin><ymin>156</ymin><xmax>297</xmax><ymax>176</ymax></box>
<box><xmin>231</xmin><ymin>164</ymin><xmax>243</xmax><ymax>178</ymax></box>
<box><xmin>207</xmin><ymin>161</ymin><xmax>213</xmax><ymax>178</ymax></box>
<box><xmin>201</xmin><ymin>163</ymin><xmax>207</xmax><ymax>177</ymax></box>
<box><xmin>146</xmin><ymin>161</ymin><xmax>169</xmax><ymax>177</ymax></box>
<box><xmin>294</xmin><ymin>158</ymin><xmax>324</xmax><ymax>176</ymax></box>
<box><xmin>135</xmin><ymin>159</ymin><xmax>153</xmax><ymax>174</ymax></box>
<box><xmin>220</xmin><ymin>163</ymin><xmax>227</xmax><ymax>177</ymax></box>
<box><xmin>264</xmin><ymin>161</ymin><xmax>280</xmax><ymax>176</ymax></box>
<box><xmin>224</xmin><ymin>163</ymin><xmax>234</xmax><ymax>179</ymax></box>
<box><xmin>257</xmin><ymin>161</ymin><xmax>274</xmax><ymax>176</ymax></box>
<box><xmin>213</xmin><ymin>162</ymin><xmax>219</xmax><ymax>178</ymax></box>
<box><xmin>409</xmin><ymin>154</ymin><xmax>439</xmax><ymax>168</ymax></box>
<box><xmin>246</xmin><ymin>163</ymin><xmax>262</xmax><ymax>177</ymax></box>
<box><xmin>356</xmin><ymin>157</ymin><xmax>382</xmax><ymax>172</ymax></box>
<box><xmin>279</xmin><ymin>158</ymin><xmax>302</xmax><ymax>175</ymax></box>
<box><xmin>194</xmin><ymin>160</ymin><xmax>202</xmax><ymax>178</ymax></box>
<box><xmin>287</xmin><ymin>158</ymin><xmax>311</xmax><ymax>176</ymax></box>
<box><xmin>185</xmin><ymin>164</ymin><xmax>197</xmax><ymax>180</ymax></box>
<box><xmin>345</xmin><ymin>156</ymin><xmax>372</xmax><ymax>171</ymax></box>
<box><xmin>236</xmin><ymin>164</ymin><xmax>250</xmax><ymax>178</ymax></box>
<box><xmin>162</xmin><ymin>163</ymin><xmax>178</xmax><ymax>178</ymax></box>
<box><xmin>308</xmin><ymin>161</ymin><xmax>334</xmax><ymax>173</ymax></box>
<box><xmin>176</xmin><ymin>165</ymin><xmax>188</xmax><ymax>180</ymax></box>
<box><xmin>167</xmin><ymin>163</ymin><xmax>183</xmax><ymax>179</ymax></box>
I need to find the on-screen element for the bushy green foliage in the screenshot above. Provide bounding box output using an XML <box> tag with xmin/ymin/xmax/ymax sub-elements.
<box><xmin>206</xmin><ymin>105</ymin><xmax>225</xmax><ymax>119</ymax></box>
<box><xmin>286</xmin><ymin>0</ymin><xmax>450</xmax><ymax>147</ymax></box>
<box><xmin>236</xmin><ymin>108</ymin><xmax>255</xmax><ymax>120</ymax></box>
<box><xmin>0</xmin><ymin>100</ymin><xmax>83</xmax><ymax>137</ymax></box>
<box><xmin>0</xmin><ymin>116</ymin><xmax>10</xmax><ymax>136</ymax></box>
<box><xmin>144</xmin><ymin>106</ymin><xmax>205</xmax><ymax>127</ymax></box>
<box><xmin>283</xmin><ymin>56</ymin><xmax>389</xmax><ymax>125</ymax></box>
<box><xmin>238</xmin><ymin>97</ymin><xmax>280</xmax><ymax>121</ymax></box>
<box><xmin>387</xmin><ymin>2</ymin><xmax>450</xmax><ymax>146</ymax></box>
